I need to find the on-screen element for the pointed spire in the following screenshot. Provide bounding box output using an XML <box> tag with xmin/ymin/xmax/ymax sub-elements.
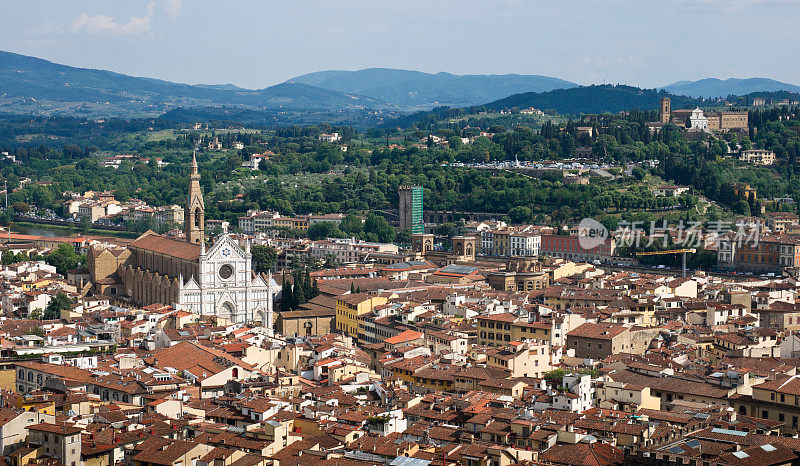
<box><xmin>186</xmin><ymin>150</ymin><xmax>204</xmax><ymax>245</ymax></box>
<box><xmin>200</xmin><ymin>239</ymin><xmax>206</xmax><ymax>255</ymax></box>
<box><xmin>191</xmin><ymin>150</ymin><xmax>199</xmax><ymax>176</ymax></box>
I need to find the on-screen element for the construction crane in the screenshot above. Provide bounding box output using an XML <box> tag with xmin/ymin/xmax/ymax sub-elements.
<box><xmin>635</xmin><ymin>248</ymin><xmax>697</xmax><ymax>277</ymax></box>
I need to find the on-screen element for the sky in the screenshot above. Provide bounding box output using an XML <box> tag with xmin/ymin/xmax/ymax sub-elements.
<box><xmin>2</xmin><ymin>0</ymin><xmax>799</xmax><ymax>89</ymax></box>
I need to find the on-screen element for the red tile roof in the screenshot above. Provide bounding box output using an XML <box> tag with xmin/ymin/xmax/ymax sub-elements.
<box><xmin>384</xmin><ymin>330</ymin><xmax>423</xmax><ymax>345</ymax></box>
<box><xmin>130</xmin><ymin>232</ymin><xmax>200</xmax><ymax>261</ymax></box>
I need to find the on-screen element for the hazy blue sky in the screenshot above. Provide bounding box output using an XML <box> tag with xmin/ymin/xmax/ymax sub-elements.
<box><xmin>2</xmin><ymin>0</ymin><xmax>799</xmax><ymax>89</ymax></box>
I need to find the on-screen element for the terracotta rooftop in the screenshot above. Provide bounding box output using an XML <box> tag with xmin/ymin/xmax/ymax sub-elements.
<box><xmin>28</xmin><ymin>422</ymin><xmax>83</xmax><ymax>435</ymax></box>
<box><xmin>129</xmin><ymin>232</ymin><xmax>200</xmax><ymax>261</ymax></box>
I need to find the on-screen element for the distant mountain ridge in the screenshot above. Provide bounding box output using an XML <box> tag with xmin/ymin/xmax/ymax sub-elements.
<box><xmin>286</xmin><ymin>68</ymin><xmax>579</xmax><ymax>109</ymax></box>
<box><xmin>660</xmin><ymin>77</ymin><xmax>800</xmax><ymax>98</ymax></box>
<box><xmin>0</xmin><ymin>50</ymin><xmax>386</xmax><ymax>118</ymax></box>
<box><xmin>2</xmin><ymin>49</ymin><xmax>800</xmax><ymax>125</ymax></box>
<box><xmin>0</xmin><ymin>50</ymin><xmax>579</xmax><ymax>119</ymax></box>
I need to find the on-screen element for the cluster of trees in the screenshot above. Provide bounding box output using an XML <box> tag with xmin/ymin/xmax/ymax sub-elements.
<box><xmin>274</xmin><ymin>124</ymin><xmax>356</xmax><ymax>141</ymax></box>
<box><xmin>749</xmin><ymin>106</ymin><xmax>800</xmax><ymax>164</ymax></box>
<box><xmin>661</xmin><ymin>156</ymin><xmax>762</xmax><ymax>216</ymax></box>
<box><xmin>45</xmin><ymin>243</ymin><xmax>86</xmax><ymax>275</ymax></box>
<box><xmin>1</xmin><ymin>250</ymin><xmax>42</xmax><ymax>265</ymax></box>
<box><xmin>230</xmin><ymin>147</ymin><xmax>692</xmax><ymax>228</ymax></box>
<box><xmin>0</xmin><ymin>115</ymin><xmax>172</xmax><ymax>148</ymax></box>
<box><xmin>124</xmin><ymin>217</ymin><xmax>178</xmax><ymax>235</ymax></box>
<box><xmin>251</xmin><ymin>245</ymin><xmax>278</xmax><ymax>273</ymax></box>
<box><xmin>280</xmin><ymin>268</ymin><xmax>319</xmax><ymax>311</ymax></box>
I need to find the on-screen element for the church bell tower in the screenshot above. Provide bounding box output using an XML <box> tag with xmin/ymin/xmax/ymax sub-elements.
<box><xmin>659</xmin><ymin>97</ymin><xmax>671</xmax><ymax>124</ymax></box>
<box><xmin>186</xmin><ymin>152</ymin><xmax>205</xmax><ymax>244</ymax></box>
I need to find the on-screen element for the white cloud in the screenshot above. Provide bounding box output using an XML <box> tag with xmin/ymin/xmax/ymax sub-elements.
<box><xmin>72</xmin><ymin>13</ymin><xmax>151</xmax><ymax>36</ymax></box>
<box><xmin>165</xmin><ymin>0</ymin><xmax>183</xmax><ymax>16</ymax></box>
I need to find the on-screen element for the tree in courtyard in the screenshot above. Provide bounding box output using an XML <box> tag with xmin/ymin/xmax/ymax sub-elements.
<box><xmin>44</xmin><ymin>292</ymin><xmax>72</xmax><ymax>320</ymax></box>
<box><xmin>251</xmin><ymin>245</ymin><xmax>277</xmax><ymax>274</ymax></box>
<box><xmin>45</xmin><ymin>243</ymin><xmax>85</xmax><ymax>275</ymax></box>
<box><xmin>363</xmin><ymin>213</ymin><xmax>395</xmax><ymax>243</ymax></box>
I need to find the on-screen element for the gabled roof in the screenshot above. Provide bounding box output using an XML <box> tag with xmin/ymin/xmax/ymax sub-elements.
<box><xmin>384</xmin><ymin>330</ymin><xmax>423</xmax><ymax>345</ymax></box>
<box><xmin>131</xmin><ymin>438</ymin><xmax>203</xmax><ymax>465</ymax></box>
<box><xmin>144</xmin><ymin>341</ymin><xmax>254</xmax><ymax>377</ymax></box>
<box><xmin>568</xmin><ymin>322</ymin><xmax>628</xmax><ymax>340</ymax></box>
<box><xmin>130</xmin><ymin>232</ymin><xmax>200</xmax><ymax>262</ymax></box>
<box><xmin>28</xmin><ymin>422</ymin><xmax>83</xmax><ymax>435</ymax></box>
<box><xmin>206</xmin><ymin>234</ymin><xmax>246</xmax><ymax>261</ymax></box>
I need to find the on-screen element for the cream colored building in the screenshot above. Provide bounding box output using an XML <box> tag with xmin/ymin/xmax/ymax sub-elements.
<box><xmin>595</xmin><ymin>379</ymin><xmax>661</xmax><ymax>412</ymax></box>
<box><xmin>740</xmin><ymin>149</ymin><xmax>775</xmax><ymax>165</ymax></box>
<box><xmin>483</xmin><ymin>341</ymin><xmax>553</xmax><ymax>378</ymax></box>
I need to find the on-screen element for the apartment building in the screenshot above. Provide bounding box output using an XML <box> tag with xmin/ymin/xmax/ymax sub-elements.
<box><xmin>26</xmin><ymin>423</ymin><xmax>82</xmax><ymax>466</ymax></box>
<box><xmin>0</xmin><ymin>409</ymin><xmax>55</xmax><ymax>455</ymax></box>
<box><xmin>765</xmin><ymin>211</ymin><xmax>799</xmax><ymax>233</ymax></box>
<box><xmin>742</xmin><ymin>375</ymin><xmax>800</xmax><ymax>433</ymax></box>
<box><xmin>475</xmin><ymin>313</ymin><xmax>552</xmax><ymax>346</ymax></box>
<box><xmin>482</xmin><ymin>341</ymin><xmax>552</xmax><ymax>378</ymax></box>
<box><xmin>238</xmin><ymin>211</ymin><xmax>347</xmax><ymax>234</ymax></box>
<box><xmin>718</xmin><ymin>234</ymin><xmax>800</xmax><ymax>274</ymax></box>
<box><xmin>154</xmin><ymin>204</ymin><xmax>185</xmax><ymax>225</ymax></box>
<box><xmin>540</xmin><ymin>234</ymin><xmax>615</xmax><ymax>263</ymax></box>
<box><xmin>310</xmin><ymin>237</ymin><xmax>398</xmax><ymax>264</ymax></box>
<box><xmin>335</xmin><ymin>294</ymin><xmax>389</xmax><ymax>339</ymax></box>
<box><xmin>238</xmin><ymin>210</ymin><xmax>281</xmax><ymax>234</ymax></box>
<box><xmin>123</xmin><ymin>204</ymin><xmax>184</xmax><ymax>226</ymax></box>
<box><xmin>480</xmin><ymin>227</ymin><xmax>543</xmax><ymax>257</ymax></box>
<box><xmin>566</xmin><ymin>323</ymin><xmax>661</xmax><ymax>359</ymax></box>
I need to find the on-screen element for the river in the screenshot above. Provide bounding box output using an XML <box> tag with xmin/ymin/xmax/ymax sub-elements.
<box><xmin>11</xmin><ymin>224</ymin><xmax>83</xmax><ymax>237</ymax></box>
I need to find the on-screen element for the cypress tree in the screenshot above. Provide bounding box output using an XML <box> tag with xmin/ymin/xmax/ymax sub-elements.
<box><xmin>293</xmin><ymin>269</ymin><xmax>306</xmax><ymax>306</ymax></box>
<box><xmin>311</xmin><ymin>278</ymin><xmax>320</xmax><ymax>299</ymax></box>
<box><xmin>303</xmin><ymin>269</ymin><xmax>313</xmax><ymax>300</ymax></box>
<box><xmin>283</xmin><ymin>281</ymin><xmax>293</xmax><ymax>311</ymax></box>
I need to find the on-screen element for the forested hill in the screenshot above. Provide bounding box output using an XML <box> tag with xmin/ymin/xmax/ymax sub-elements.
<box><xmin>484</xmin><ymin>85</ymin><xmax>800</xmax><ymax>117</ymax></box>
<box><xmin>485</xmin><ymin>85</ymin><xmax>698</xmax><ymax>115</ymax></box>
<box><xmin>382</xmin><ymin>85</ymin><xmax>700</xmax><ymax>128</ymax></box>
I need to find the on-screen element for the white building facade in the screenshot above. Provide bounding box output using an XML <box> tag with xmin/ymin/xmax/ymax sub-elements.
<box><xmin>177</xmin><ymin>235</ymin><xmax>278</xmax><ymax>331</ymax></box>
<box><xmin>689</xmin><ymin>107</ymin><xmax>708</xmax><ymax>130</ymax></box>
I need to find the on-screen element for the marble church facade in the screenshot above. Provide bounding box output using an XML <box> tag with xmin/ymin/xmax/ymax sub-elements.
<box><xmin>89</xmin><ymin>153</ymin><xmax>278</xmax><ymax>330</ymax></box>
